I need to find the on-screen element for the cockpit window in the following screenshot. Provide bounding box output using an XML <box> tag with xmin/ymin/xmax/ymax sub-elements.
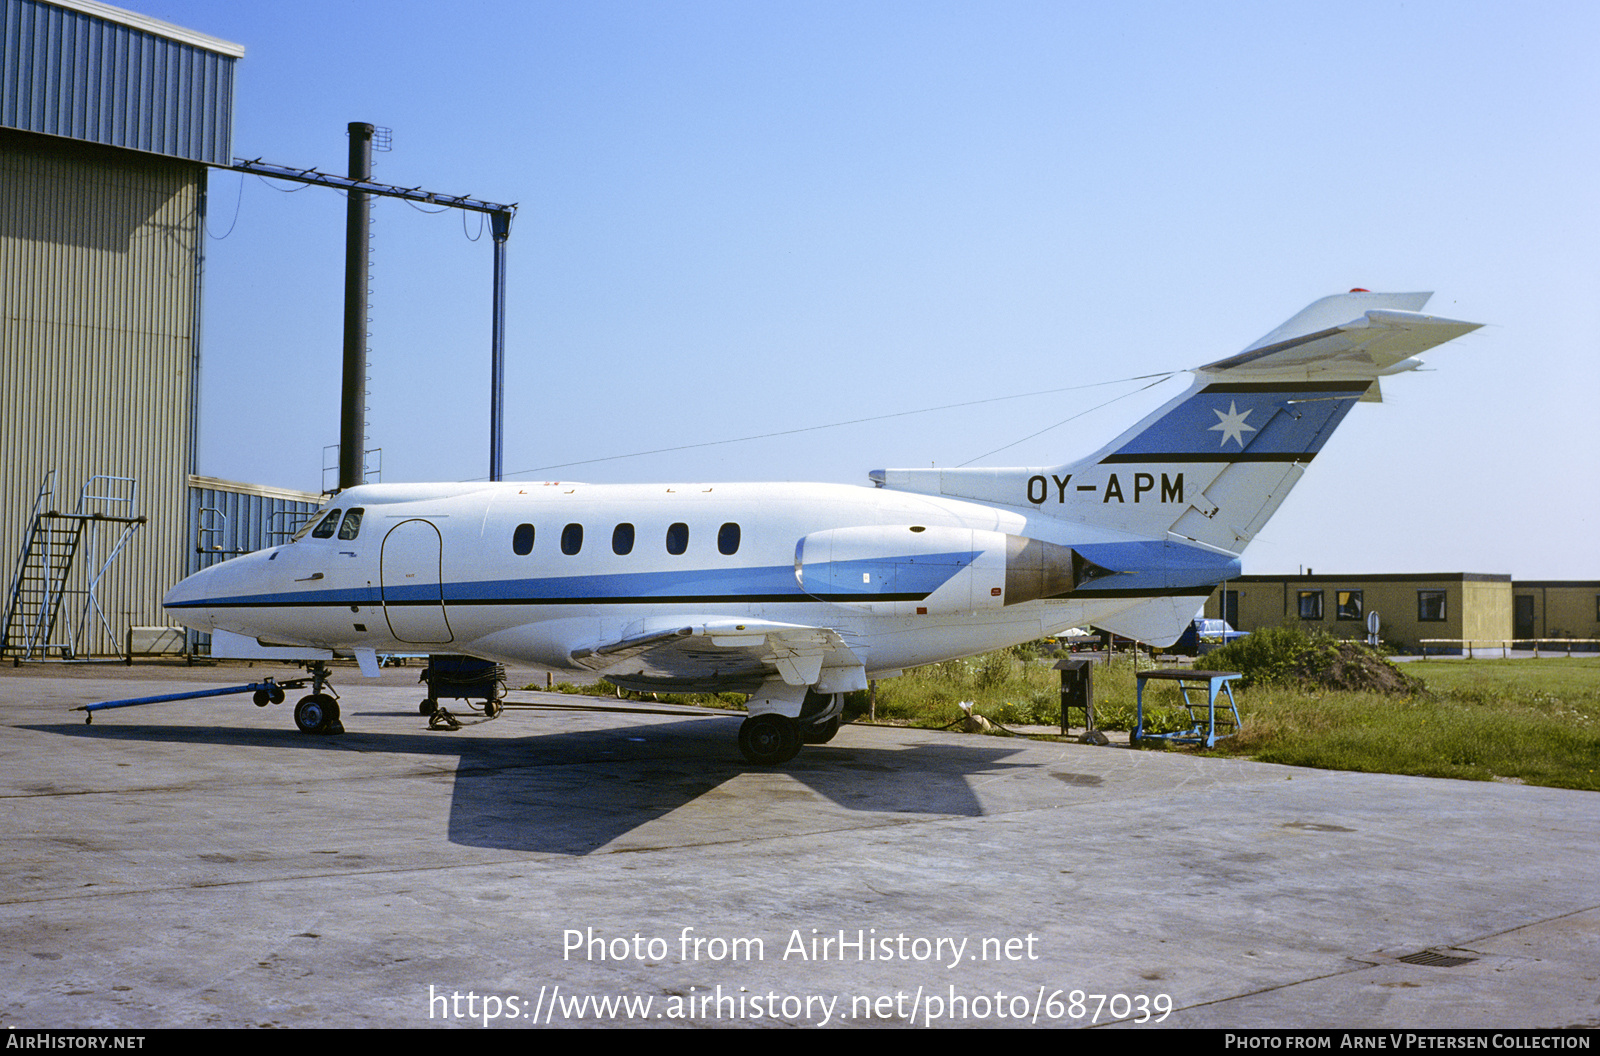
<box><xmin>310</xmin><ymin>509</ymin><xmax>342</xmax><ymax>539</ymax></box>
<box><xmin>290</xmin><ymin>512</ymin><xmax>322</xmax><ymax>542</ymax></box>
<box><xmin>336</xmin><ymin>508</ymin><xmax>364</xmax><ymax>540</ymax></box>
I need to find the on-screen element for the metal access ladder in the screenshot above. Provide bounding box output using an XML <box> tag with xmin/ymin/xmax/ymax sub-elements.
<box><xmin>2</xmin><ymin>472</ymin><xmax>146</xmax><ymax>661</ymax></box>
<box><xmin>1131</xmin><ymin>669</ymin><xmax>1244</xmax><ymax>748</ymax></box>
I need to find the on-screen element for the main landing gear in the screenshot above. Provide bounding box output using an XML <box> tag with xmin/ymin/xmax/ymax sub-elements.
<box><xmin>737</xmin><ymin>690</ymin><xmax>845</xmax><ymax>765</ymax></box>
<box><xmin>738</xmin><ymin>714</ymin><xmax>801</xmax><ymax>765</ymax></box>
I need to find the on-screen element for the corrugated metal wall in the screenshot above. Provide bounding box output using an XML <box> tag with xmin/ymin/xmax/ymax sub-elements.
<box><xmin>1</xmin><ymin>126</ymin><xmax>200</xmax><ymax>655</ymax></box>
<box><xmin>184</xmin><ymin>476</ymin><xmax>323</xmax><ymax>654</ymax></box>
<box><xmin>187</xmin><ymin>476</ymin><xmax>322</xmax><ymax>576</ymax></box>
<box><xmin>1</xmin><ymin>0</ymin><xmax>238</xmax><ymax>167</ymax></box>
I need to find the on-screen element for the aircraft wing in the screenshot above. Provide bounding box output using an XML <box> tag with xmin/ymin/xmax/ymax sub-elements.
<box><xmin>570</xmin><ymin>618</ymin><xmax>866</xmax><ymax>694</ymax></box>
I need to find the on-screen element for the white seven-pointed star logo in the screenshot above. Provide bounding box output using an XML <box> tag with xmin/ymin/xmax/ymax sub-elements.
<box><xmin>1209</xmin><ymin>401</ymin><xmax>1257</xmax><ymax>448</ymax></box>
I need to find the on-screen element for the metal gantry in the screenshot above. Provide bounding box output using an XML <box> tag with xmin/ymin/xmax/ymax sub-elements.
<box><xmin>230</xmin><ymin>146</ymin><xmax>518</xmax><ymax>483</ymax></box>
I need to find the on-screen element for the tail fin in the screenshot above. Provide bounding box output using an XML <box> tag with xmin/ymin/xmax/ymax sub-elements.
<box><xmin>876</xmin><ymin>291</ymin><xmax>1481</xmax><ymax>555</ymax></box>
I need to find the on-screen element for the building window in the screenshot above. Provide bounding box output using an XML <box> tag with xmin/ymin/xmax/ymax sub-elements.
<box><xmin>512</xmin><ymin>524</ymin><xmax>535</xmax><ymax>555</ymax></box>
<box><xmin>612</xmin><ymin>523</ymin><xmax>635</xmax><ymax>555</ymax></box>
<box><xmin>561</xmin><ymin>523</ymin><xmax>583</xmax><ymax>556</ymax></box>
<box><xmin>666</xmin><ymin>522</ymin><xmax>689</xmax><ymax>555</ymax></box>
<box><xmin>1336</xmin><ymin>590</ymin><xmax>1363</xmax><ymax>621</ymax></box>
<box><xmin>718</xmin><ymin>522</ymin><xmax>741</xmax><ymax>556</ymax></box>
<box><xmin>1298</xmin><ymin>590</ymin><xmax>1324</xmax><ymax>620</ymax></box>
<box><xmin>1418</xmin><ymin>590</ymin><xmax>1447</xmax><ymax>622</ymax></box>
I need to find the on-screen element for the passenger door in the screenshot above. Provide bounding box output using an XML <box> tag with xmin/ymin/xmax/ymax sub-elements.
<box><xmin>381</xmin><ymin>519</ymin><xmax>454</xmax><ymax>644</ymax></box>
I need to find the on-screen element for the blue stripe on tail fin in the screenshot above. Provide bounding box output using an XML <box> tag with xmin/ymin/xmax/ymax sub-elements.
<box><xmin>1100</xmin><ymin>379</ymin><xmax>1369</xmax><ymax>464</ymax></box>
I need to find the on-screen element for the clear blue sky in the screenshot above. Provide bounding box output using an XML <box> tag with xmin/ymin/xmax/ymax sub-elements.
<box><xmin>145</xmin><ymin>0</ymin><xmax>1597</xmax><ymax>579</ymax></box>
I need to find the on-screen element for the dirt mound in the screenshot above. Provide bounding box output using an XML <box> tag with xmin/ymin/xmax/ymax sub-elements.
<box><xmin>1288</xmin><ymin>638</ymin><xmax>1423</xmax><ymax>695</ymax></box>
<box><xmin>1207</xmin><ymin>627</ymin><xmax>1424</xmax><ymax>694</ymax></box>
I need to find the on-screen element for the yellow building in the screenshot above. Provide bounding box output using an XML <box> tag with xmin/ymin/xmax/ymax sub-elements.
<box><xmin>1511</xmin><ymin>581</ymin><xmax>1600</xmax><ymax>644</ymax></box>
<box><xmin>1204</xmin><ymin>574</ymin><xmax>1600</xmax><ymax>653</ymax></box>
<box><xmin>1202</xmin><ymin>573</ymin><xmax>1514</xmax><ymax>654</ymax></box>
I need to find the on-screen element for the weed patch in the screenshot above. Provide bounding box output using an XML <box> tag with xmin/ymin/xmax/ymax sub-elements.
<box><xmin>529</xmin><ymin>650</ymin><xmax>1599</xmax><ymax>791</ymax></box>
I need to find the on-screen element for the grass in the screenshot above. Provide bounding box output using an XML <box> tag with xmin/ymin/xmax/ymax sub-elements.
<box><xmin>536</xmin><ymin>650</ymin><xmax>1600</xmax><ymax>791</ymax></box>
<box><xmin>858</xmin><ymin>650</ymin><xmax>1198</xmax><ymax>736</ymax></box>
<box><xmin>1204</xmin><ymin>659</ymin><xmax>1600</xmax><ymax>791</ymax></box>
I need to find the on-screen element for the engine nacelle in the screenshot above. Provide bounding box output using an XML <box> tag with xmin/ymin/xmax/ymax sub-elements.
<box><xmin>795</xmin><ymin>525</ymin><xmax>1099</xmax><ymax>616</ymax></box>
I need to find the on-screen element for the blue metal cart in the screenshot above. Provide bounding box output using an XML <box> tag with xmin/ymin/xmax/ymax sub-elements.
<box><xmin>1132</xmin><ymin>669</ymin><xmax>1243</xmax><ymax>748</ymax></box>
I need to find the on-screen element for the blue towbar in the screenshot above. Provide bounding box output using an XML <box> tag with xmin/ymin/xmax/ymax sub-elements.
<box><xmin>76</xmin><ymin>679</ymin><xmax>300</xmax><ymax>723</ymax></box>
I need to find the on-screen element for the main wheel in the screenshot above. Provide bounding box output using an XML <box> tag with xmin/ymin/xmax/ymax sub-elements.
<box><xmin>294</xmin><ymin>694</ymin><xmax>340</xmax><ymax>734</ymax></box>
<box><xmin>739</xmin><ymin>714</ymin><xmax>801</xmax><ymax>765</ymax></box>
<box><xmin>801</xmin><ymin>715</ymin><xmax>841</xmax><ymax>744</ymax></box>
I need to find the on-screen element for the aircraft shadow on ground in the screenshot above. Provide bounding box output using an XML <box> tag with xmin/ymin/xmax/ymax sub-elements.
<box><xmin>30</xmin><ymin>715</ymin><xmax>1034</xmax><ymax>856</ymax></box>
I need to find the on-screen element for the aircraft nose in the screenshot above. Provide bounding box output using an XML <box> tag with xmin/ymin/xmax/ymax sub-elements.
<box><xmin>162</xmin><ymin>563</ymin><xmax>224</xmax><ymax>624</ymax></box>
<box><xmin>162</xmin><ymin>553</ymin><xmax>257</xmax><ymax>614</ymax></box>
<box><xmin>162</xmin><ymin>569</ymin><xmax>199</xmax><ymax>610</ymax></box>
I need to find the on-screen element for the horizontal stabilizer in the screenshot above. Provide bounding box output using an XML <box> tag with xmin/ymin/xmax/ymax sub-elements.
<box><xmin>1201</xmin><ymin>293</ymin><xmax>1480</xmax><ymax>381</ymax></box>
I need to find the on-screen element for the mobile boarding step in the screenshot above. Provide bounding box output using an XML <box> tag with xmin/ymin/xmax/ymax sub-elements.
<box><xmin>1131</xmin><ymin>669</ymin><xmax>1243</xmax><ymax>748</ymax></box>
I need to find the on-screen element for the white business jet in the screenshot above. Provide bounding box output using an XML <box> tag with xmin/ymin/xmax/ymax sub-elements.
<box><xmin>164</xmin><ymin>290</ymin><xmax>1479</xmax><ymax>763</ymax></box>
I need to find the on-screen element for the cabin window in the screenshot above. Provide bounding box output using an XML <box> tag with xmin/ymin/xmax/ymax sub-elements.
<box><xmin>666</xmin><ymin>522</ymin><xmax>689</xmax><ymax>555</ymax></box>
<box><xmin>1297</xmin><ymin>590</ymin><xmax>1323</xmax><ymax>620</ymax></box>
<box><xmin>562</xmin><ymin>523</ymin><xmax>583</xmax><ymax>555</ymax></box>
<box><xmin>613</xmin><ymin>523</ymin><xmax>635</xmax><ymax>555</ymax></box>
<box><xmin>512</xmin><ymin>523</ymin><xmax>535</xmax><ymax>556</ymax></box>
<box><xmin>1418</xmin><ymin>590</ymin><xmax>1447</xmax><ymax>622</ymax></box>
<box><xmin>718</xmin><ymin>522</ymin><xmax>740</xmax><ymax>555</ymax></box>
<box><xmin>336</xmin><ymin>508</ymin><xmax>364</xmax><ymax>541</ymax></box>
<box><xmin>310</xmin><ymin>509</ymin><xmax>342</xmax><ymax>539</ymax></box>
<box><xmin>1336</xmin><ymin>589</ymin><xmax>1363</xmax><ymax>621</ymax></box>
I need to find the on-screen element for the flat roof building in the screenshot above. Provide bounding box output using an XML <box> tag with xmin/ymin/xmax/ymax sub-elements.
<box><xmin>1203</xmin><ymin>574</ymin><xmax>1599</xmax><ymax>654</ymax></box>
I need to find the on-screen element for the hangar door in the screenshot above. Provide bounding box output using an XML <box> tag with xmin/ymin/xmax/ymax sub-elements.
<box><xmin>381</xmin><ymin>519</ymin><xmax>454</xmax><ymax>644</ymax></box>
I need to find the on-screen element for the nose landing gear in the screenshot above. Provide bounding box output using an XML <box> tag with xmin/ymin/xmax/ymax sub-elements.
<box><xmin>289</xmin><ymin>661</ymin><xmax>343</xmax><ymax>735</ymax></box>
<box><xmin>293</xmin><ymin>692</ymin><xmax>342</xmax><ymax>735</ymax></box>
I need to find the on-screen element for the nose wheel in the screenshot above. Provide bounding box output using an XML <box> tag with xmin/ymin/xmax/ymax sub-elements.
<box><xmin>289</xmin><ymin>661</ymin><xmax>342</xmax><ymax>735</ymax></box>
<box><xmin>294</xmin><ymin>693</ymin><xmax>342</xmax><ymax>735</ymax></box>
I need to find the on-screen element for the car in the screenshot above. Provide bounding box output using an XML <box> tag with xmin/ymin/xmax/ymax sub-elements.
<box><xmin>1173</xmin><ymin>618</ymin><xmax>1249</xmax><ymax>657</ymax></box>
